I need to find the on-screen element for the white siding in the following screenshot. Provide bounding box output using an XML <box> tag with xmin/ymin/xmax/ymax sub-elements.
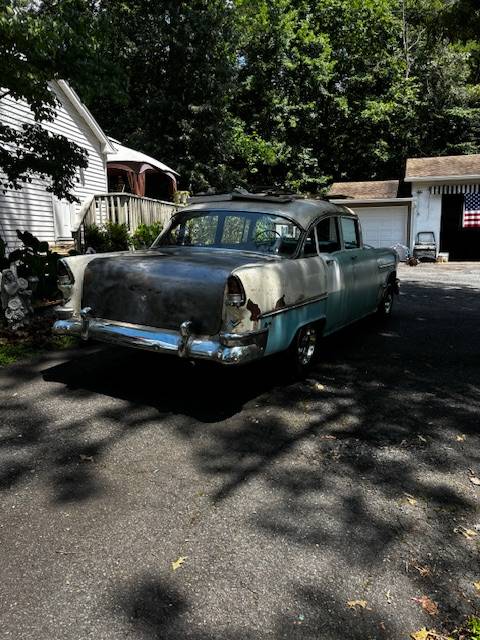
<box><xmin>0</xmin><ymin>84</ymin><xmax>108</xmax><ymax>250</ymax></box>
<box><xmin>411</xmin><ymin>184</ymin><xmax>442</xmax><ymax>249</ymax></box>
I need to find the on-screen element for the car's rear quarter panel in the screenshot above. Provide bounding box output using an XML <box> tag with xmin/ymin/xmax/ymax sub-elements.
<box><xmin>225</xmin><ymin>259</ymin><xmax>328</xmax><ymax>355</ymax></box>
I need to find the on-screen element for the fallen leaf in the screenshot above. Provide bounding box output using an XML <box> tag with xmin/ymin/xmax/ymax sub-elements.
<box><xmin>314</xmin><ymin>383</ymin><xmax>325</xmax><ymax>391</ymax></box>
<box><xmin>474</xmin><ymin>581</ymin><xmax>480</xmax><ymax>593</ymax></box>
<box><xmin>414</xmin><ymin>565</ymin><xmax>431</xmax><ymax>577</ymax></box>
<box><xmin>320</xmin><ymin>434</ymin><xmax>337</xmax><ymax>440</ymax></box>
<box><xmin>171</xmin><ymin>556</ymin><xmax>187</xmax><ymax>571</ymax></box>
<box><xmin>404</xmin><ymin>493</ymin><xmax>418</xmax><ymax>506</ymax></box>
<box><xmin>79</xmin><ymin>454</ymin><xmax>93</xmax><ymax>462</ymax></box>
<box><xmin>410</xmin><ymin>631</ymin><xmax>451</xmax><ymax>640</ymax></box>
<box><xmin>418</xmin><ymin>435</ymin><xmax>427</xmax><ymax>443</ymax></box>
<box><xmin>347</xmin><ymin>600</ymin><xmax>368</xmax><ymax>610</ymax></box>
<box><xmin>456</xmin><ymin>434</ymin><xmax>466</xmax><ymax>442</ymax></box>
<box><xmin>454</xmin><ymin>526</ymin><xmax>478</xmax><ymax>539</ymax></box>
<box><xmin>385</xmin><ymin>590</ymin><xmax>393</xmax><ymax>604</ymax></box>
<box><xmin>410</xmin><ymin>630</ymin><xmax>430</xmax><ymax>640</ymax></box>
<box><xmin>413</xmin><ymin>595</ymin><xmax>438</xmax><ymax>616</ymax></box>
<box><xmin>469</xmin><ymin>476</ymin><xmax>480</xmax><ymax>486</ymax></box>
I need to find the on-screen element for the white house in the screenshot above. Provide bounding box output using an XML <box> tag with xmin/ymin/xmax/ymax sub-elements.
<box><xmin>405</xmin><ymin>155</ymin><xmax>480</xmax><ymax>261</ymax></box>
<box><xmin>328</xmin><ymin>180</ymin><xmax>413</xmax><ymax>249</ymax></box>
<box><xmin>0</xmin><ymin>81</ymin><xmax>179</xmax><ymax>252</ymax></box>
<box><xmin>0</xmin><ymin>80</ymin><xmax>115</xmax><ymax>250</ymax></box>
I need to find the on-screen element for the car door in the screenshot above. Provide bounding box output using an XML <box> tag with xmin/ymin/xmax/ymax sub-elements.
<box><xmin>314</xmin><ymin>216</ymin><xmax>353</xmax><ymax>333</ymax></box>
<box><xmin>339</xmin><ymin>216</ymin><xmax>377</xmax><ymax>320</ymax></box>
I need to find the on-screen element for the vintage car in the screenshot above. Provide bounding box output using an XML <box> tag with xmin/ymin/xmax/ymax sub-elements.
<box><xmin>53</xmin><ymin>193</ymin><xmax>399</xmax><ymax>371</ymax></box>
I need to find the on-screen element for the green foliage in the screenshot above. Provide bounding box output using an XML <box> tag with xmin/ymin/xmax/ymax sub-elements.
<box><xmin>84</xmin><ymin>0</ymin><xmax>479</xmax><ymax>192</ymax></box>
<box><xmin>91</xmin><ymin>0</ymin><xmax>238</xmax><ymax>193</ymax></box>
<box><xmin>131</xmin><ymin>222</ymin><xmax>164</xmax><ymax>250</ymax></box>
<box><xmin>0</xmin><ymin>342</ymin><xmax>36</xmax><ymax>367</ymax></box>
<box><xmin>6</xmin><ymin>230</ymin><xmax>60</xmax><ymax>301</ymax></box>
<box><xmin>84</xmin><ymin>222</ymin><xmax>131</xmax><ymax>253</ymax></box>
<box><xmin>467</xmin><ymin>617</ymin><xmax>480</xmax><ymax>640</ymax></box>
<box><xmin>0</xmin><ymin>0</ymin><xmax>119</xmax><ymax>201</ymax></box>
<box><xmin>2</xmin><ymin>0</ymin><xmax>479</xmax><ymax>195</ymax></box>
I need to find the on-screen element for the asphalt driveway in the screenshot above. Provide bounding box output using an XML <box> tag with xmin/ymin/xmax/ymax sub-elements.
<box><xmin>0</xmin><ymin>263</ymin><xmax>479</xmax><ymax>639</ymax></box>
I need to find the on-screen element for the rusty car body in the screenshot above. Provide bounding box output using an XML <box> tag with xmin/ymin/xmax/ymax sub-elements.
<box><xmin>53</xmin><ymin>193</ymin><xmax>399</xmax><ymax>369</ymax></box>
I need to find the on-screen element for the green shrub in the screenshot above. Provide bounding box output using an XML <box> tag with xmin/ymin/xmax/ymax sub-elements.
<box><xmin>104</xmin><ymin>221</ymin><xmax>131</xmax><ymax>251</ymax></box>
<box><xmin>84</xmin><ymin>222</ymin><xmax>131</xmax><ymax>253</ymax></box>
<box><xmin>131</xmin><ymin>222</ymin><xmax>163</xmax><ymax>249</ymax></box>
<box><xmin>84</xmin><ymin>223</ymin><xmax>108</xmax><ymax>253</ymax></box>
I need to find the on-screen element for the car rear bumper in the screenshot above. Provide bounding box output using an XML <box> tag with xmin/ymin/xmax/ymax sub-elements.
<box><xmin>53</xmin><ymin>315</ymin><xmax>267</xmax><ymax>365</ymax></box>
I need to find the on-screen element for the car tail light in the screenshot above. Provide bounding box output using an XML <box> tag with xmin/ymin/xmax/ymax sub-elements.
<box><xmin>57</xmin><ymin>260</ymin><xmax>74</xmax><ymax>301</ymax></box>
<box><xmin>226</xmin><ymin>275</ymin><xmax>245</xmax><ymax>306</ymax></box>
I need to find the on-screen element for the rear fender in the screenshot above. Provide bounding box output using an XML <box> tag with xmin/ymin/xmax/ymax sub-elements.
<box><xmin>223</xmin><ymin>259</ymin><xmax>328</xmax><ymax>354</ymax></box>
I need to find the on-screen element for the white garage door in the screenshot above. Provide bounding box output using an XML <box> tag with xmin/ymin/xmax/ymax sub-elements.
<box><xmin>354</xmin><ymin>206</ymin><xmax>408</xmax><ymax>248</ymax></box>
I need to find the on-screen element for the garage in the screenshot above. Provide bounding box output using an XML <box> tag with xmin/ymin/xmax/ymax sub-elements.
<box><xmin>327</xmin><ymin>180</ymin><xmax>412</xmax><ymax>249</ymax></box>
<box><xmin>355</xmin><ymin>205</ymin><xmax>409</xmax><ymax>248</ymax></box>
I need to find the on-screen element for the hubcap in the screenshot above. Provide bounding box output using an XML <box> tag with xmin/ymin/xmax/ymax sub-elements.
<box><xmin>297</xmin><ymin>325</ymin><xmax>317</xmax><ymax>366</ymax></box>
<box><xmin>384</xmin><ymin>291</ymin><xmax>393</xmax><ymax>314</ymax></box>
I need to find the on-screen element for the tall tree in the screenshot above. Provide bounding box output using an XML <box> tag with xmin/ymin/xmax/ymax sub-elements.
<box><xmin>91</xmin><ymin>0</ymin><xmax>238</xmax><ymax>192</ymax></box>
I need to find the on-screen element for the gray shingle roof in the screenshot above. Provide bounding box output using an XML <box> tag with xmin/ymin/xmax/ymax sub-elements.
<box><xmin>328</xmin><ymin>180</ymin><xmax>399</xmax><ymax>199</ymax></box>
<box><xmin>405</xmin><ymin>154</ymin><xmax>480</xmax><ymax>179</ymax></box>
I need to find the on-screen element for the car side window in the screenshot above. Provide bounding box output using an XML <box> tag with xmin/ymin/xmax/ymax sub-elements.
<box><xmin>302</xmin><ymin>228</ymin><xmax>318</xmax><ymax>257</ymax></box>
<box><xmin>340</xmin><ymin>217</ymin><xmax>360</xmax><ymax>250</ymax></box>
<box><xmin>316</xmin><ymin>217</ymin><xmax>341</xmax><ymax>253</ymax></box>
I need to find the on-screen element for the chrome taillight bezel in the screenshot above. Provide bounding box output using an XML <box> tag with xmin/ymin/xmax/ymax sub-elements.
<box><xmin>225</xmin><ymin>275</ymin><xmax>246</xmax><ymax>307</ymax></box>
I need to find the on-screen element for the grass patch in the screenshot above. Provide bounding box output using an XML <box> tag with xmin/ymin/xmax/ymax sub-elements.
<box><xmin>0</xmin><ymin>313</ymin><xmax>80</xmax><ymax>367</ymax></box>
<box><xmin>0</xmin><ymin>342</ymin><xmax>37</xmax><ymax>367</ymax></box>
<box><xmin>467</xmin><ymin>617</ymin><xmax>480</xmax><ymax>640</ymax></box>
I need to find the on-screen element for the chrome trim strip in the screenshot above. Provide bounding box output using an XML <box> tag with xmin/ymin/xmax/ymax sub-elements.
<box><xmin>260</xmin><ymin>294</ymin><xmax>327</xmax><ymax>319</ymax></box>
<box><xmin>378</xmin><ymin>263</ymin><xmax>396</xmax><ymax>270</ymax></box>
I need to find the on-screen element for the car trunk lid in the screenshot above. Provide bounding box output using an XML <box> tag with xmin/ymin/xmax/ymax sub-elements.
<box><xmin>81</xmin><ymin>248</ymin><xmax>276</xmax><ymax>336</ymax></box>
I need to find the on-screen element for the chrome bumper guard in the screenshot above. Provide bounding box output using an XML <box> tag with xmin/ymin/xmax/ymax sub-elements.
<box><xmin>53</xmin><ymin>314</ymin><xmax>267</xmax><ymax>365</ymax></box>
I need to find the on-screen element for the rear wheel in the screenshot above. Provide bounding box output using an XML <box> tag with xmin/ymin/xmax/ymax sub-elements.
<box><xmin>287</xmin><ymin>323</ymin><xmax>320</xmax><ymax>376</ymax></box>
<box><xmin>377</xmin><ymin>283</ymin><xmax>394</xmax><ymax>317</ymax></box>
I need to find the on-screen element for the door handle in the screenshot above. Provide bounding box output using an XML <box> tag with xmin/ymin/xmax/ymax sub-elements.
<box><xmin>350</xmin><ymin>255</ymin><xmax>358</xmax><ymax>260</ymax></box>
<box><xmin>325</xmin><ymin>258</ymin><xmax>334</xmax><ymax>265</ymax></box>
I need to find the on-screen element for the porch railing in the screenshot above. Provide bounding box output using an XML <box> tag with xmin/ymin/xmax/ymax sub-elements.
<box><xmin>73</xmin><ymin>192</ymin><xmax>180</xmax><ymax>250</ymax></box>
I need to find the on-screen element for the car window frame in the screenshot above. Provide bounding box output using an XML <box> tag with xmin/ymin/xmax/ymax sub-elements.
<box><xmin>300</xmin><ymin>215</ymin><xmax>343</xmax><ymax>258</ymax></box>
<box><xmin>339</xmin><ymin>216</ymin><xmax>362</xmax><ymax>251</ymax></box>
<box><xmin>315</xmin><ymin>215</ymin><xmax>342</xmax><ymax>255</ymax></box>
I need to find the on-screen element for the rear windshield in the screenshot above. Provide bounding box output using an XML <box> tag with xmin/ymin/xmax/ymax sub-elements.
<box><xmin>155</xmin><ymin>209</ymin><xmax>302</xmax><ymax>257</ymax></box>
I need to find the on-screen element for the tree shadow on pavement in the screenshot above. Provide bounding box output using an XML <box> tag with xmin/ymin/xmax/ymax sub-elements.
<box><xmin>1</xmin><ymin>277</ymin><xmax>479</xmax><ymax>638</ymax></box>
<box><xmin>107</xmin><ymin>279</ymin><xmax>480</xmax><ymax>638</ymax></box>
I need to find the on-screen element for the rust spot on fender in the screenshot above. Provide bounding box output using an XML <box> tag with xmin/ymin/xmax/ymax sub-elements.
<box><xmin>274</xmin><ymin>295</ymin><xmax>286</xmax><ymax>310</ymax></box>
<box><xmin>246</xmin><ymin>299</ymin><xmax>261</xmax><ymax>321</ymax></box>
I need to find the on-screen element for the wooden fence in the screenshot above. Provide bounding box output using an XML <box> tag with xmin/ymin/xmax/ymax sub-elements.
<box><xmin>73</xmin><ymin>193</ymin><xmax>179</xmax><ymax>250</ymax></box>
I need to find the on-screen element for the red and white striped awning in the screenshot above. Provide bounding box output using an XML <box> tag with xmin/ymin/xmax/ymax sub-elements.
<box><xmin>430</xmin><ymin>183</ymin><xmax>480</xmax><ymax>195</ymax></box>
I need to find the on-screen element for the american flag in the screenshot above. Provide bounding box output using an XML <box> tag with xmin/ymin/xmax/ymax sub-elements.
<box><xmin>463</xmin><ymin>193</ymin><xmax>480</xmax><ymax>228</ymax></box>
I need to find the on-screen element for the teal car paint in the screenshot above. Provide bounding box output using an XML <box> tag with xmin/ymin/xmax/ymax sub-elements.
<box><xmin>53</xmin><ymin>193</ymin><xmax>399</xmax><ymax>365</ymax></box>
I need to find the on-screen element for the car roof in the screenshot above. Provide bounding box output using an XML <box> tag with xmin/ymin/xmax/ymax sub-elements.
<box><xmin>178</xmin><ymin>193</ymin><xmax>356</xmax><ymax>230</ymax></box>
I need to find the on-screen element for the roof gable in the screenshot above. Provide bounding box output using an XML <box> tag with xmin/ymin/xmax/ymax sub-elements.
<box><xmin>50</xmin><ymin>80</ymin><xmax>115</xmax><ymax>154</ymax></box>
